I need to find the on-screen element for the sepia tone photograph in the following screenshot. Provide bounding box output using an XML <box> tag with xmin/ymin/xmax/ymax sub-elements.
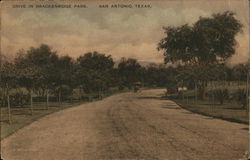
<box><xmin>0</xmin><ymin>0</ymin><xmax>249</xmax><ymax>159</ymax></box>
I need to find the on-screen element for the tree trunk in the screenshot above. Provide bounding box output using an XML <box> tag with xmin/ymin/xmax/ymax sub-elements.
<box><xmin>1</xmin><ymin>88</ymin><xmax>5</xmax><ymax>108</ymax></box>
<box><xmin>220</xmin><ymin>99</ymin><xmax>224</xmax><ymax>105</ymax></box>
<box><xmin>195</xmin><ymin>82</ymin><xmax>198</xmax><ymax>104</ymax></box>
<box><xmin>46</xmin><ymin>90</ymin><xmax>49</xmax><ymax>110</ymax></box>
<box><xmin>246</xmin><ymin>74</ymin><xmax>249</xmax><ymax>116</ymax></box>
<box><xmin>70</xmin><ymin>96</ymin><xmax>73</xmax><ymax>103</ymax></box>
<box><xmin>98</xmin><ymin>89</ymin><xmax>102</xmax><ymax>100</ymax></box>
<box><xmin>79</xmin><ymin>87</ymin><xmax>83</xmax><ymax>101</ymax></box>
<box><xmin>58</xmin><ymin>88</ymin><xmax>61</xmax><ymax>104</ymax></box>
<box><xmin>30</xmin><ymin>90</ymin><xmax>33</xmax><ymax>115</ymax></box>
<box><xmin>198</xmin><ymin>81</ymin><xmax>206</xmax><ymax>100</ymax></box>
<box><xmin>7</xmin><ymin>93</ymin><xmax>11</xmax><ymax>124</ymax></box>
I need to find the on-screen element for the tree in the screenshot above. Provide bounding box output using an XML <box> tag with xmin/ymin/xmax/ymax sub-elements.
<box><xmin>15</xmin><ymin>52</ymin><xmax>43</xmax><ymax>114</ymax></box>
<box><xmin>158</xmin><ymin>11</ymin><xmax>243</xmax><ymax>99</ymax></box>
<box><xmin>158</xmin><ymin>11</ymin><xmax>242</xmax><ymax>65</ymax></box>
<box><xmin>76</xmin><ymin>51</ymin><xmax>114</xmax><ymax>95</ymax></box>
<box><xmin>232</xmin><ymin>64</ymin><xmax>249</xmax><ymax>82</ymax></box>
<box><xmin>15</xmin><ymin>44</ymin><xmax>59</xmax><ymax>109</ymax></box>
<box><xmin>55</xmin><ymin>56</ymin><xmax>75</xmax><ymax>102</ymax></box>
<box><xmin>0</xmin><ymin>61</ymin><xmax>17</xmax><ymax>123</ymax></box>
<box><xmin>144</xmin><ymin>63</ymin><xmax>173</xmax><ymax>88</ymax></box>
<box><xmin>117</xmin><ymin>58</ymin><xmax>142</xmax><ymax>89</ymax></box>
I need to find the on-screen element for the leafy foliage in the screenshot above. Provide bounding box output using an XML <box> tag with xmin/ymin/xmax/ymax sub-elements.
<box><xmin>76</xmin><ymin>51</ymin><xmax>114</xmax><ymax>93</ymax></box>
<box><xmin>158</xmin><ymin>11</ymin><xmax>243</xmax><ymax>65</ymax></box>
<box><xmin>117</xmin><ymin>58</ymin><xmax>142</xmax><ymax>89</ymax></box>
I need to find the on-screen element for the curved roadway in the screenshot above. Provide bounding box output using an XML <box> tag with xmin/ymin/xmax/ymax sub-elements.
<box><xmin>2</xmin><ymin>89</ymin><xmax>248</xmax><ymax>160</ymax></box>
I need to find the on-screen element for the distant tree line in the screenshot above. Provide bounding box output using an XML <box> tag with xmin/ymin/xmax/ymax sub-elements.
<box><xmin>0</xmin><ymin>11</ymin><xmax>248</xmax><ymax>110</ymax></box>
<box><xmin>1</xmin><ymin>43</ymin><xmax>249</xmax><ymax>106</ymax></box>
<box><xmin>0</xmin><ymin>44</ymin><xmax>159</xmax><ymax>108</ymax></box>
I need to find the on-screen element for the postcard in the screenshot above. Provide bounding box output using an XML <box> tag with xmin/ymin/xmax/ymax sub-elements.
<box><xmin>0</xmin><ymin>0</ymin><xmax>249</xmax><ymax>160</ymax></box>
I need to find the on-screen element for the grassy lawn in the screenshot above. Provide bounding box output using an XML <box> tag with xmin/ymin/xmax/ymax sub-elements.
<box><xmin>172</xmin><ymin>98</ymin><xmax>248</xmax><ymax>124</ymax></box>
<box><xmin>165</xmin><ymin>82</ymin><xmax>249</xmax><ymax>124</ymax></box>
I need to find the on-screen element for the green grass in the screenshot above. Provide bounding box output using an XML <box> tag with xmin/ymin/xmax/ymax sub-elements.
<box><xmin>172</xmin><ymin>98</ymin><xmax>248</xmax><ymax>124</ymax></box>
<box><xmin>166</xmin><ymin>81</ymin><xmax>249</xmax><ymax>124</ymax></box>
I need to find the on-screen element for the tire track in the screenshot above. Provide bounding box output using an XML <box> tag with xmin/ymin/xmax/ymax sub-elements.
<box><xmin>106</xmin><ymin>102</ymin><xmax>142</xmax><ymax>160</ymax></box>
<box><xmin>2</xmin><ymin>89</ymin><xmax>247</xmax><ymax>160</ymax></box>
<box><xmin>111</xmin><ymin>97</ymin><xmax>196</xmax><ymax>159</ymax></box>
<box><xmin>107</xmin><ymin>100</ymin><xmax>160</xmax><ymax>160</ymax></box>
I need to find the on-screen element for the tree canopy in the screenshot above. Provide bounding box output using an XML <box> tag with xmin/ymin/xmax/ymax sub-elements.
<box><xmin>117</xmin><ymin>58</ymin><xmax>142</xmax><ymax>89</ymax></box>
<box><xmin>158</xmin><ymin>11</ymin><xmax>243</xmax><ymax>65</ymax></box>
<box><xmin>76</xmin><ymin>51</ymin><xmax>115</xmax><ymax>93</ymax></box>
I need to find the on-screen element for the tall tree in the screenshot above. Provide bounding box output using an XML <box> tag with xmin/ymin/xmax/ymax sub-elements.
<box><xmin>232</xmin><ymin>64</ymin><xmax>249</xmax><ymax>82</ymax></box>
<box><xmin>117</xmin><ymin>58</ymin><xmax>142</xmax><ymax>89</ymax></box>
<box><xmin>158</xmin><ymin>11</ymin><xmax>243</xmax><ymax>99</ymax></box>
<box><xmin>158</xmin><ymin>11</ymin><xmax>242</xmax><ymax>65</ymax></box>
<box><xmin>16</xmin><ymin>44</ymin><xmax>59</xmax><ymax>109</ymax></box>
<box><xmin>0</xmin><ymin>61</ymin><xmax>17</xmax><ymax>122</ymax></box>
<box><xmin>76</xmin><ymin>51</ymin><xmax>114</xmax><ymax>95</ymax></box>
<box><xmin>56</xmin><ymin>56</ymin><xmax>75</xmax><ymax>102</ymax></box>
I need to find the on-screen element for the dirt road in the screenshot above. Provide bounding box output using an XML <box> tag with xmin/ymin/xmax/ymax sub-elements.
<box><xmin>1</xmin><ymin>89</ymin><xmax>249</xmax><ymax>160</ymax></box>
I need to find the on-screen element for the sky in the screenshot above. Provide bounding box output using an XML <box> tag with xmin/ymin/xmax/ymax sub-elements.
<box><xmin>1</xmin><ymin>0</ymin><xmax>249</xmax><ymax>64</ymax></box>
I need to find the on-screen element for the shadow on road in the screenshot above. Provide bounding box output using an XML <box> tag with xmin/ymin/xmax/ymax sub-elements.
<box><xmin>181</xmin><ymin>112</ymin><xmax>194</xmax><ymax>114</ymax></box>
<box><xmin>136</xmin><ymin>96</ymin><xmax>164</xmax><ymax>100</ymax></box>
<box><xmin>241</xmin><ymin>128</ymin><xmax>249</xmax><ymax>131</ymax></box>
<box><xmin>225</xmin><ymin>107</ymin><xmax>245</xmax><ymax>110</ymax></box>
<box><xmin>161</xmin><ymin>106</ymin><xmax>181</xmax><ymax>110</ymax></box>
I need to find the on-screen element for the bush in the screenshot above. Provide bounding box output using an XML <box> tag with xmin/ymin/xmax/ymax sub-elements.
<box><xmin>10</xmin><ymin>92</ymin><xmax>29</xmax><ymax>107</ymax></box>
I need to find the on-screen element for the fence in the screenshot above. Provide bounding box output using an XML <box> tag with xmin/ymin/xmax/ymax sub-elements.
<box><xmin>167</xmin><ymin>81</ymin><xmax>249</xmax><ymax>124</ymax></box>
<box><xmin>0</xmin><ymin>87</ymin><xmax>125</xmax><ymax>124</ymax></box>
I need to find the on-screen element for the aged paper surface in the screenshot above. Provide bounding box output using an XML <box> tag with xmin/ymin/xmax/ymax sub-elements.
<box><xmin>0</xmin><ymin>0</ymin><xmax>249</xmax><ymax>160</ymax></box>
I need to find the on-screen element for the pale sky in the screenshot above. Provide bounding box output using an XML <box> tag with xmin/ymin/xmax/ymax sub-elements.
<box><xmin>1</xmin><ymin>0</ymin><xmax>249</xmax><ymax>64</ymax></box>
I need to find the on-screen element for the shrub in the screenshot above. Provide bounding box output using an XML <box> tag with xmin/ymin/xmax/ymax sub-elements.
<box><xmin>10</xmin><ymin>92</ymin><xmax>29</xmax><ymax>107</ymax></box>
